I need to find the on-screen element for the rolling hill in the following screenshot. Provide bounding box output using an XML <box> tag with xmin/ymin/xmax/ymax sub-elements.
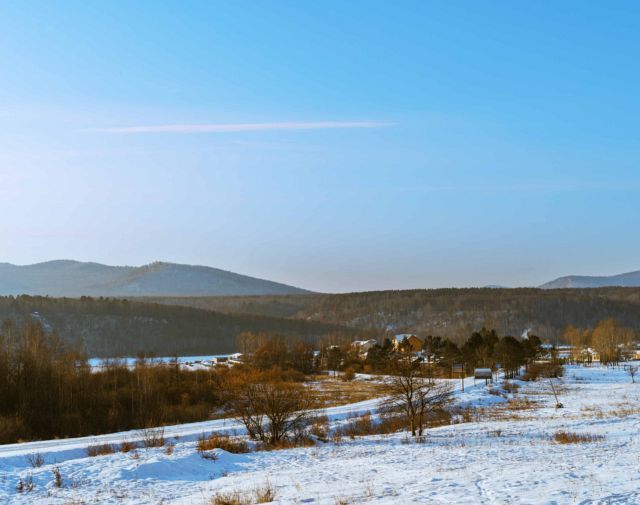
<box><xmin>0</xmin><ymin>260</ymin><xmax>310</xmax><ymax>297</ymax></box>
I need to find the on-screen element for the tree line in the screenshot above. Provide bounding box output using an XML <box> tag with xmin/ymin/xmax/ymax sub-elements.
<box><xmin>0</xmin><ymin>295</ymin><xmax>360</xmax><ymax>357</ymax></box>
<box><xmin>562</xmin><ymin>318</ymin><xmax>637</xmax><ymax>364</ymax></box>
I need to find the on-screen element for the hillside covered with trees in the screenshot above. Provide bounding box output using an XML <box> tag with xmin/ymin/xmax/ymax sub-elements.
<box><xmin>0</xmin><ymin>296</ymin><xmax>356</xmax><ymax>357</ymax></box>
<box><xmin>142</xmin><ymin>287</ymin><xmax>640</xmax><ymax>343</ymax></box>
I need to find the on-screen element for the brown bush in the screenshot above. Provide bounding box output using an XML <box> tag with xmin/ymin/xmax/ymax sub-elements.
<box><xmin>197</xmin><ymin>434</ymin><xmax>249</xmax><ymax>454</ymax></box>
<box><xmin>309</xmin><ymin>415</ymin><xmax>329</xmax><ymax>440</ymax></box>
<box><xmin>119</xmin><ymin>441</ymin><xmax>138</xmax><ymax>453</ymax></box>
<box><xmin>86</xmin><ymin>444</ymin><xmax>117</xmax><ymax>457</ymax></box>
<box><xmin>523</xmin><ymin>362</ymin><xmax>564</xmax><ymax>381</ymax></box>
<box><xmin>554</xmin><ymin>431</ymin><xmax>604</xmax><ymax>444</ymax></box>
<box><xmin>502</xmin><ymin>381</ymin><xmax>520</xmax><ymax>393</ymax></box>
<box><xmin>209</xmin><ymin>483</ymin><xmax>276</xmax><ymax>505</ymax></box>
<box><xmin>341</xmin><ymin>367</ymin><xmax>356</xmax><ymax>382</ymax></box>
<box><xmin>210</xmin><ymin>491</ymin><xmax>249</xmax><ymax>505</ymax></box>
<box><xmin>342</xmin><ymin>412</ymin><xmax>374</xmax><ymax>438</ymax></box>
<box><xmin>257</xmin><ymin>436</ymin><xmax>315</xmax><ymax>451</ymax></box>
<box><xmin>337</xmin><ymin>412</ymin><xmax>406</xmax><ymax>438</ymax></box>
<box><xmin>254</xmin><ymin>481</ymin><xmax>277</xmax><ymax>503</ymax></box>
<box><xmin>141</xmin><ymin>428</ymin><xmax>165</xmax><ymax>448</ymax></box>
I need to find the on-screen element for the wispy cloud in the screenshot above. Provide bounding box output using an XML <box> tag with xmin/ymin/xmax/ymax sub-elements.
<box><xmin>83</xmin><ymin>121</ymin><xmax>393</xmax><ymax>134</ymax></box>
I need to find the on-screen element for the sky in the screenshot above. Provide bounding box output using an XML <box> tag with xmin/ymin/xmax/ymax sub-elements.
<box><xmin>1</xmin><ymin>0</ymin><xmax>639</xmax><ymax>293</ymax></box>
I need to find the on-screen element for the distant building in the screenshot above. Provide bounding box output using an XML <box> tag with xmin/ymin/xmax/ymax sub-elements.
<box><xmin>393</xmin><ymin>334</ymin><xmax>423</xmax><ymax>352</ymax></box>
<box><xmin>474</xmin><ymin>368</ymin><xmax>493</xmax><ymax>383</ymax></box>
<box><xmin>351</xmin><ymin>339</ymin><xmax>378</xmax><ymax>354</ymax></box>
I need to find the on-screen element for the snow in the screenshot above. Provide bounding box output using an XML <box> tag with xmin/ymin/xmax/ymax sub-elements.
<box><xmin>2</xmin><ymin>365</ymin><xmax>640</xmax><ymax>504</ymax></box>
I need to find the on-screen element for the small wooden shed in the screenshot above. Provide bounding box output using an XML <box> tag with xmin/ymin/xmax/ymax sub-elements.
<box><xmin>474</xmin><ymin>367</ymin><xmax>493</xmax><ymax>384</ymax></box>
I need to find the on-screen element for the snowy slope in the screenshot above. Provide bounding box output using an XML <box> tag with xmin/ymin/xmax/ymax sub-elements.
<box><xmin>2</xmin><ymin>367</ymin><xmax>640</xmax><ymax>504</ymax></box>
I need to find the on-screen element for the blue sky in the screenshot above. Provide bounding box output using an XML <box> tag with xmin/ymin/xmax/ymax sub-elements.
<box><xmin>1</xmin><ymin>1</ymin><xmax>639</xmax><ymax>292</ymax></box>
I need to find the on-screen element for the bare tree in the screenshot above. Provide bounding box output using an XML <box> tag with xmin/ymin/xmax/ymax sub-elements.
<box><xmin>226</xmin><ymin>370</ymin><xmax>314</xmax><ymax>444</ymax></box>
<box><xmin>382</xmin><ymin>357</ymin><xmax>453</xmax><ymax>436</ymax></box>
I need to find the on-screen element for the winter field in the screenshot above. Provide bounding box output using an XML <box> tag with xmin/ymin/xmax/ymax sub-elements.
<box><xmin>1</xmin><ymin>364</ymin><xmax>639</xmax><ymax>504</ymax></box>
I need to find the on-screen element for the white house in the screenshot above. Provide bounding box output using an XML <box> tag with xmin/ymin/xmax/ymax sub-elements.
<box><xmin>351</xmin><ymin>339</ymin><xmax>378</xmax><ymax>353</ymax></box>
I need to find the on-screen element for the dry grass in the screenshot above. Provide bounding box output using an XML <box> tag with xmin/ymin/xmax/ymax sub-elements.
<box><xmin>86</xmin><ymin>444</ymin><xmax>117</xmax><ymax>457</ymax></box>
<box><xmin>502</xmin><ymin>381</ymin><xmax>520</xmax><ymax>393</ymax></box>
<box><xmin>209</xmin><ymin>492</ymin><xmax>249</xmax><ymax>505</ymax></box>
<box><xmin>336</xmin><ymin>412</ymin><xmax>406</xmax><ymax>438</ymax></box>
<box><xmin>305</xmin><ymin>375</ymin><xmax>386</xmax><ymax>408</ymax></box>
<box><xmin>141</xmin><ymin>428</ymin><xmax>165</xmax><ymax>448</ymax></box>
<box><xmin>119</xmin><ymin>441</ymin><xmax>138</xmax><ymax>453</ymax></box>
<box><xmin>257</xmin><ymin>436</ymin><xmax>315</xmax><ymax>451</ymax></box>
<box><xmin>254</xmin><ymin>481</ymin><xmax>277</xmax><ymax>503</ymax></box>
<box><xmin>309</xmin><ymin>415</ymin><xmax>330</xmax><ymax>440</ymax></box>
<box><xmin>209</xmin><ymin>482</ymin><xmax>277</xmax><ymax>505</ymax></box>
<box><xmin>504</xmin><ymin>398</ymin><xmax>538</xmax><ymax>411</ymax></box>
<box><xmin>554</xmin><ymin>431</ymin><xmax>604</xmax><ymax>444</ymax></box>
<box><xmin>197</xmin><ymin>434</ymin><xmax>250</xmax><ymax>454</ymax></box>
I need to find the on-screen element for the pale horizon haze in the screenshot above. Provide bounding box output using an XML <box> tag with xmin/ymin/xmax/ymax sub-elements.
<box><xmin>1</xmin><ymin>1</ymin><xmax>640</xmax><ymax>292</ymax></box>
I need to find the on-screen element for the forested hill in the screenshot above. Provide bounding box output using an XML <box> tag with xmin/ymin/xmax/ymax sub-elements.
<box><xmin>0</xmin><ymin>296</ymin><xmax>354</xmax><ymax>357</ymax></box>
<box><xmin>142</xmin><ymin>287</ymin><xmax>640</xmax><ymax>343</ymax></box>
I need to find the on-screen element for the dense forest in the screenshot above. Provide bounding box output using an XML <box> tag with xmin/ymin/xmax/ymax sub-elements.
<box><xmin>142</xmin><ymin>288</ymin><xmax>640</xmax><ymax>344</ymax></box>
<box><xmin>0</xmin><ymin>296</ymin><xmax>358</xmax><ymax>357</ymax></box>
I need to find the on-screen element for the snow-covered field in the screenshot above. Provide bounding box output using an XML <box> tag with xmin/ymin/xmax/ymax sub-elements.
<box><xmin>2</xmin><ymin>365</ymin><xmax>640</xmax><ymax>504</ymax></box>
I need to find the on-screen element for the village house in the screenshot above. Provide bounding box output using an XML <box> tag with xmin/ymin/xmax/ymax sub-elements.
<box><xmin>351</xmin><ymin>339</ymin><xmax>378</xmax><ymax>354</ymax></box>
<box><xmin>393</xmin><ymin>334</ymin><xmax>423</xmax><ymax>352</ymax></box>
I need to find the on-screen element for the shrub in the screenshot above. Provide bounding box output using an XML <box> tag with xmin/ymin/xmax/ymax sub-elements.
<box><xmin>341</xmin><ymin>367</ymin><xmax>356</xmax><ymax>382</ymax></box>
<box><xmin>225</xmin><ymin>371</ymin><xmax>314</xmax><ymax>445</ymax></box>
<box><xmin>119</xmin><ymin>441</ymin><xmax>138</xmax><ymax>453</ymax></box>
<box><xmin>86</xmin><ymin>444</ymin><xmax>116</xmax><ymax>457</ymax></box>
<box><xmin>141</xmin><ymin>428</ymin><xmax>165</xmax><ymax>448</ymax></box>
<box><xmin>309</xmin><ymin>415</ymin><xmax>329</xmax><ymax>441</ymax></box>
<box><xmin>502</xmin><ymin>381</ymin><xmax>520</xmax><ymax>393</ymax></box>
<box><xmin>210</xmin><ymin>491</ymin><xmax>249</xmax><ymax>505</ymax></box>
<box><xmin>52</xmin><ymin>466</ymin><xmax>62</xmax><ymax>488</ymax></box>
<box><xmin>343</xmin><ymin>412</ymin><xmax>374</xmax><ymax>438</ymax></box>
<box><xmin>254</xmin><ymin>481</ymin><xmax>277</xmax><ymax>503</ymax></box>
<box><xmin>336</xmin><ymin>412</ymin><xmax>406</xmax><ymax>438</ymax></box>
<box><xmin>16</xmin><ymin>474</ymin><xmax>34</xmax><ymax>493</ymax></box>
<box><xmin>26</xmin><ymin>452</ymin><xmax>44</xmax><ymax>468</ymax></box>
<box><xmin>523</xmin><ymin>362</ymin><xmax>564</xmax><ymax>381</ymax></box>
<box><xmin>257</xmin><ymin>436</ymin><xmax>315</xmax><ymax>451</ymax></box>
<box><xmin>197</xmin><ymin>434</ymin><xmax>249</xmax><ymax>454</ymax></box>
<box><xmin>554</xmin><ymin>431</ymin><xmax>604</xmax><ymax>444</ymax></box>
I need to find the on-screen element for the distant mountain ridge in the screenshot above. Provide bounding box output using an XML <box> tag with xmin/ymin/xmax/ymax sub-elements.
<box><xmin>0</xmin><ymin>260</ymin><xmax>310</xmax><ymax>297</ymax></box>
<box><xmin>540</xmin><ymin>270</ymin><xmax>640</xmax><ymax>289</ymax></box>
